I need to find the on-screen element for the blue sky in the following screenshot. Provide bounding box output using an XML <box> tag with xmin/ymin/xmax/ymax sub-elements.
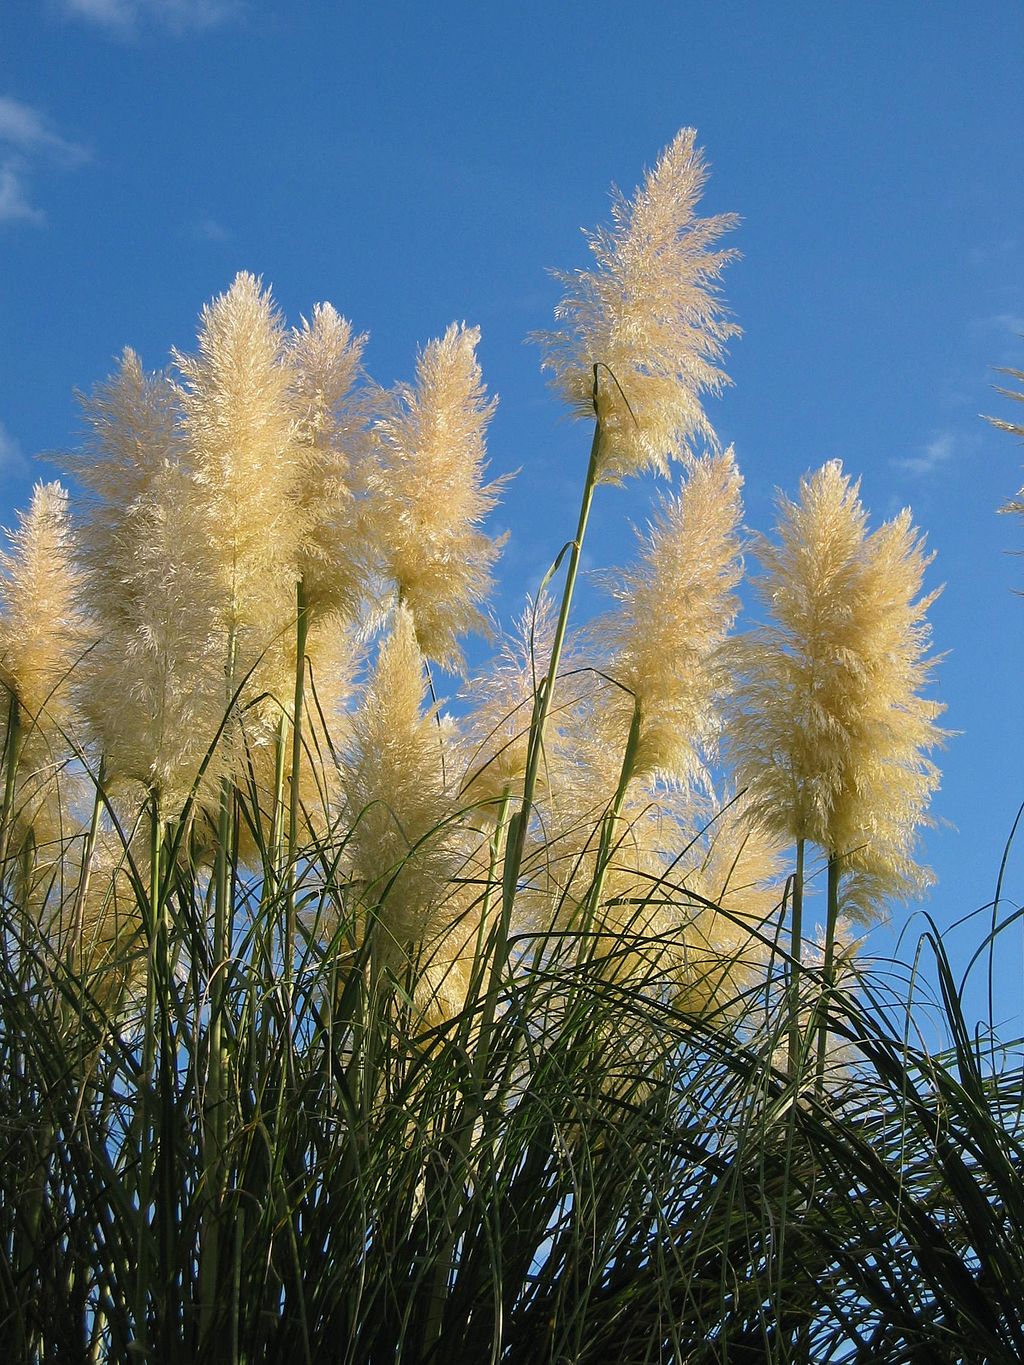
<box><xmin>1</xmin><ymin>1</ymin><xmax>1022</xmax><ymax>1019</ymax></box>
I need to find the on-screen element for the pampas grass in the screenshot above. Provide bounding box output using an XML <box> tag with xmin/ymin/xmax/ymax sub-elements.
<box><xmin>0</xmin><ymin>133</ymin><xmax>1018</xmax><ymax>1365</ymax></box>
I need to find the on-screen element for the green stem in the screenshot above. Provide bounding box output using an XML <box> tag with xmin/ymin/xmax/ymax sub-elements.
<box><xmin>503</xmin><ymin>387</ymin><xmax>603</xmax><ymax>920</ymax></box>
<box><xmin>473</xmin><ymin>787</ymin><xmax>513</xmax><ymax>1068</ymax></box>
<box><xmin>815</xmin><ymin>852</ymin><xmax>841</xmax><ymax>1095</ymax></box>
<box><xmin>270</xmin><ymin>711</ymin><xmax>288</xmax><ymax>881</ymax></box>
<box><xmin>583</xmin><ymin>695</ymin><xmax>643</xmax><ymax>956</ymax></box>
<box><xmin>134</xmin><ymin>796</ymin><xmax>164</xmax><ymax>1351</ymax></box>
<box><xmin>152</xmin><ymin>809</ymin><xmax>179</xmax><ymax>1356</ymax></box>
<box><xmin>69</xmin><ymin>759</ymin><xmax>105</xmax><ymax>976</ymax></box>
<box><xmin>787</xmin><ymin>838</ymin><xmax>805</xmax><ymax>1079</ymax></box>
<box><xmin>286</xmin><ymin>579</ymin><xmax>310</xmax><ymax>999</ymax></box>
<box><xmin>200</xmin><ymin>625</ymin><xmax>237</xmax><ymax>1346</ymax></box>
<box><xmin>0</xmin><ymin>686</ymin><xmax>21</xmax><ymax>869</ymax></box>
<box><xmin>424</xmin><ymin>789</ymin><xmax>514</xmax><ymax>1357</ymax></box>
<box><xmin>482</xmin><ymin>789</ymin><xmax>512</xmax><ymax>938</ymax></box>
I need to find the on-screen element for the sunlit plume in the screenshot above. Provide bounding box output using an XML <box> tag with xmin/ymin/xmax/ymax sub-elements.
<box><xmin>460</xmin><ymin>595</ymin><xmax>564</xmax><ymax>813</ymax></box>
<box><xmin>538</xmin><ymin>128</ymin><xmax>739</xmax><ymax>483</ymax></box>
<box><xmin>729</xmin><ymin>461</ymin><xmax>945</xmax><ymax>921</ymax></box>
<box><xmin>594</xmin><ymin>448</ymin><xmax>743</xmax><ymax>786</ymax></box>
<box><xmin>0</xmin><ymin>481</ymin><xmax>83</xmax><ymax>858</ymax></box>
<box><xmin>367</xmin><ymin>323</ymin><xmax>506</xmax><ymax>672</ymax></box>
<box><xmin>174</xmin><ymin>273</ymin><xmax>300</xmax><ymax>719</ymax></box>
<box><xmin>69</xmin><ymin>351</ymin><xmax>224</xmax><ymax>817</ymax></box>
<box><xmin>986</xmin><ymin>363</ymin><xmax>1024</xmax><ymax>519</ymax></box>
<box><xmin>288</xmin><ymin>301</ymin><xmax>375</xmax><ymax>622</ymax></box>
<box><xmin>344</xmin><ymin>605</ymin><xmax>464</xmax><ymax>981</ymax></box>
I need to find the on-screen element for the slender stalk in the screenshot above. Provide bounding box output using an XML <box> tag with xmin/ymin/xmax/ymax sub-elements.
<box><xmin>69</xmin><ymin>758</ymin><xmax>105</xmax><ymax>976</ymax></box>
<box><xmin>286</xmin><ymin>578</ymin><xmax>310</xmax><ymax>997</ymax></box>
<box><xmin>815</xmin><ymin>852</ymin><xmax>841</xmax><ymax>1094</ymax></box>
<box><xmin>0</xmin><ymin>686</ymin><xmax>21</xmax><ymax>869</ymax></box>
<box><xmin>153</xmin><ymin>811</ymin><xmax>180</xmax><ymax>1358</ymax></box>
<box><xmin>423</xmin><ymin>789</ymin><xmax>514</xmax><ymax>1358</ymax></box>
<box><xmin>482</xmin><ymin>788</ymin><xmax>512</xmax><ymax>934</ymax></box>
<box><xmin>503</xmin><ymin>376</ymin><xmax>603</xmax><ymax>916</ymax></box>
<box><xmin>270</xmin><ymin>710</ymin><xmax>289</xmax><ymax>882</ymax></box>
<box><xmin>473</xmin><ymin>786</ymin><xmax>513</xmax><ymax>1070</ymax></box>
<box><xmin>134</xmin><ymin>795</ymin><xmax>164</xmax><ymax>1352</ymax></box>
<box><xmin>585</xmin><ymin>695</ymin><xmax>643</xmax><ymax>942</ymax></box>
<box><xmin>200</xmin><ymin>626</ymin><xmax>237</xmax><ymax>1346</ymax></box>
<box><xmin>787</xmin><ymin>837</ymin><xmax>805</xmax><ymax>1079</ymax></box>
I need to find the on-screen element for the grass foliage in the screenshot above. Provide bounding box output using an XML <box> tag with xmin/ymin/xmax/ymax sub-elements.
<box><xmin>2</xmin><ymin>714</ymin><xmax>1022</xmax><ymax>1362</ymax></box>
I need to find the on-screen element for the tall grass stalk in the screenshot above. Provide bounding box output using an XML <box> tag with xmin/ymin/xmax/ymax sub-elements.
<box><xmin>502</xmin><ymin>377</ymin><xmax>602</xmax><ymax>917</ymax></box>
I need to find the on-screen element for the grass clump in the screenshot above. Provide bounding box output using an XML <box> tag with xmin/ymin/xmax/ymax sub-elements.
<box><xmin>0</xmin><ymin>129</ymin><xmax>1020</xmax><ymax>1364</ymax></box>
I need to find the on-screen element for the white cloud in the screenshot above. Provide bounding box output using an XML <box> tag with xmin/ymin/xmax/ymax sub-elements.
<box><xmin>62</xmin><ymin>0</ymin><xmax>239</xmax><ymax>35</ymax></box>
<box><xmin>195</xmin><ymin>213</ymin><xmax>230</xmax><ymax>243</ymax></box>
<box><xmin>0</xmin><ymin>163</ymin><xmax>46</xmax><ymax>225</ymax></box>
<box><xmin>0</xmin><ymin>96</ymin><xmax>88</xmax><ymax>227</ymax></box>
<box><xmin>0</xmin><ymin>96</ymin><xmax>88</xmax><ymax>165</ymax></box>
<box><xmin>892</xmin><ymin>432</ymin><xmax>958</xmax><ymax>478</ymax></box>
<box><xmin>0</xmin><ymin>420</ymin><xmax>28</xmax><ymax>474</ymax></box>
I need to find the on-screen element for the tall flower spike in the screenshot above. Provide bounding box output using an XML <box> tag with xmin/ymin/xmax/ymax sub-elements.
<box><xmin>288</xmin><ymin>302</ymin><xmax>373</xmax><ymax>622</ymax></box>
<box><xmin>825</xmin><ymin>507</ymin><xmax>946</xmax><ymax>918</ymax></box>
<box><xmin>0</xmin><ymin>481</ymin><xmax>83</xmax><ymax>858</ymax></box>
<box><xmin>344</xmin><ymin>605</ymin><xmax>461</xmax><ymax>961</ymax></box>
<box><xmin>594</xmin><ymin>448</ymin><xmax>743</xmax><ymax>787</ymax></box>
<box><xmin>68</xmin><ymin>351</ymin><xmax>224</xmax><ymax>817</ymax></box>
<box><xmin>174</xmin><ymin>273</ymin><xmax>300</xmax><ymax>702</ymax></box>
<box><xmin>538</xmin><ymin>129</ymin><xmax>739</xmax><ymax>484</ymax></box>
<box><xmin>367</xmin><ymin>323</ymin><xmax>505</xmax><ymax>672</ymax></box>
<box><xmin>729</xmin><ymin>461</ymin><xmax>945</xmax><ymax>921</ymax></box>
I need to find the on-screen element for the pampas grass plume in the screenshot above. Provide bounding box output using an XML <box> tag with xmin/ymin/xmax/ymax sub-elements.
<box><xmin>538</xmin><ymin>129</ymin><xmax>739</xmax><ymax>483</ymax></box>
<box><xmin>368</xmin><ymin>323</ymin><xmax>505</xmax><ymax>672</ymax></box>
<box><xmin>595</xmin><ymin>447</ymin><xmax>743</xmax><ymax>786</ymax></box>
<box><xmin>729</xmin><ymin>460</ymin><xmax>945</xmax><ymax>920</ymax></box>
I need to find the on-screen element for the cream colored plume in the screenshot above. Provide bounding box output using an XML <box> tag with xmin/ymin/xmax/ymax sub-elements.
<box><xmin>729</xmin><ymin>461</ymin><xmax>945</xmax><ymax>921</ymax></box>
<box><xmin>594</xmin><ymin>448</ymin><xmax>743</xmax><ymax>786</ymax></box>
<box><xmin>175</xmin><ymin>273</ymin><xmax>300</xmax><ymax>712</ymax></box>
<box><xmin>344</xmin><ymin>605</ymin><xmax>464</xmax><ymax>973</ymax></box>
<box><xmin>241</xmin><ymin>617</ymin><xmax>361</xmax><ymax>848</ymax></box>
<box><xmin>367</xmin><ymin>323</ymin><xmax>505</xmax><ymax>672</ymax></box>
<box><xmin>69</xmin><ymin>351</ymin><xmax>224</xmax><ymax>818</ymax></box>
<box><xmin>823</xmin><ymin>506</ymin><xmax>945</xmax><ymax>918</ymax></box>
<box><xmin>0</xmin><ymin>483</ymin><xmax>84</xmax><ymax>869</ymax></box>
<box><xmin>288</xmin><ymin>302</ymin><xmax>374</xmax><ymax>622</ymax></box>
<box><xmin>538</xmin><ymin>129</ymin><xmax>739</xmax><ymax>483</ymax></box>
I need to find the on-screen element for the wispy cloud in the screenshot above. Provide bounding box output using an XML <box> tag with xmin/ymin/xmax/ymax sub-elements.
<box><xmin>0</xmin><ymin>95</ymin><xmax>88</xmax><ymax>227</ymax></box>
<box><xmin>892</xmin><ymin>432</ymin><xmax>959</xmax><ymax>479</ymax></box>
<box><xmin>62</xmin><ymin>0</ymin><xmax>239</xmax><ymax>36</ymax></box>
<box><xmin>0</xmin><ymin>164</ymin><xmax>45</xmax><ymax>226</ymax></box>
<box><xmin>0</xmin><ymin>420</ymin><xmax>28</xmax><ymax>475</ymax></box>
<box><xmin>194</xmin><ymin>213</ymin><xmax>230</xmax><ymax>243</ymax></box>
<box><xmin>0</xmin><ymin>96</ymin><xmax>89</xmax><ymax>165</ymax></box>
